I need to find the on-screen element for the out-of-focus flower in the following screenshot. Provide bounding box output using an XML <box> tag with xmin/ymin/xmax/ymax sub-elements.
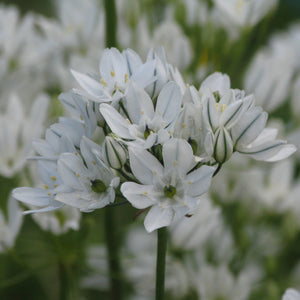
<box><xmin>31</xmin><ymin>206</ymin><xmax>80</xmax><ymax>235</ymax></box>
<box><xmin>244</xmin><ymin>34</ymin><xmax>296</xmax><ymax>112</ymax></box>
<box><xmin>0</xmin><ymin>93</ymin><xmax>49</xmax><ymax>177</ymax></box>
<box><xmin>188</xmin><ymin>260</ymin><xmax>260</xmax><ymax>300</ymax></box>
<box><xmin>212</xmin><ymin>0</ymin><xmax>277</xmax><ymax>38</ymax></box>
<box><xmin>170</xmin><ymin>195</ymin><xmax>220</xmax><ymax>250</ymax></box>
<box><xmin>124</xmin><ymin>228</ymin><xmax>189</xmax><ymax>299</ymax></box>
<box><xmin>282</xmin><ymin>288</ymin><xmax>300</xmax><ymax>300</ymax></box>
<box><xmin>151</xmin><ymin>21</ymin><xmax>192</xmax><ymax>70</ymax></box>
<box><xmin>291</xmin><ymin>74</ymin><xmax>300</xmax><ymax>119</ymax></box>
<box><xmin>0</xmin><ymin>197</ymin><xmax>23</xmax><ymax>252</ymax></box>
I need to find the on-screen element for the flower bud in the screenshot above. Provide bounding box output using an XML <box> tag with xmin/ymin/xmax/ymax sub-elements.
<box><xmin>213</xmin><ymin>127</ymin><xmax>233</xmax><ymax>164</ymax></box>
<box><xmin>103</xmin><ymin>136</ymin><xmax>127</xmax><ymax>169</ymax></box>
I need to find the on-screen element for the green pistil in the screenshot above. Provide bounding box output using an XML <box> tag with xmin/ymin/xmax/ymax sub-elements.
<box><xmin>164</xmin><ymin>185</ymin><xmax>176</xmax><ymax>199</ymax></box>
<box><xmin>144</xmin><ymin>125</ymin><xmax>152</xmax><ymax>139</ymax></box>
<box><xmin>188</xmin><ymin>137</ymin><xmax>197</xmax><ymax>154</ymax></box>
<box><xmin>213</xmin><ymin>91</ymin><xmax>221</xmax><ymax>102</ymax></box>
<box><xmin>91</xmin><ymin>179</ymin><xmax>107</xmax><ymax>193</ymax></box>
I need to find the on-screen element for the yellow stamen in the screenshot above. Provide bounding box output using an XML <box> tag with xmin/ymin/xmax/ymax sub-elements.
<box><xmin>100</xmin><ymin>78</ymin><xmax>108</xmax><ymax>87</ymax></box>
<box><xmin>124</xmin><ymin>73</ymin><xmax>129</xmax><ymax>83</ymax></box>
<box><xmin>111</xmin><ymin>70</ymin><xmax>115</xmax><ymax>77</ymax></box>
<box><xmin>50</xmin><ymin>176</ymin><xmax>57</xmax><ymax>181</ymax></box>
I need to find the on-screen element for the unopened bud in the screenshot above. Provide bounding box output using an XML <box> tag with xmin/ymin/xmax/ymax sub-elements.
<box><xmin>213</xmin><ymin>127</ymin><xmax>233</xmax><ymax>163</ymax></box>
<box><xmin>103</xmin><ymin>136</ymin><xmax>127</xmax><ymax>169</ymax></box>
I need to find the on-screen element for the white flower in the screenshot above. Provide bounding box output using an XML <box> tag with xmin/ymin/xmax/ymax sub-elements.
<box><xmin>59</xmin><ymin>91</ymin><xmax>98</xmax><ymax>137</ymax></box>
<box><xmin>0</xmin><ymin>196</ymin><xmax>23</xmax><ymax>252</ymax></box>
<box><xmin>199</xmin><ymin>73</ymin><xmax>296</xmax><ymax>163</ymax></box>
<box><xmin>152</xmin><ymin>21</ymin><xmax>192</xmax><ymax>70</ymax></box>
<box><xmin>282</xmin><ymin>288</ymin><xmax>300</xmax><ymax>300</ymax></box>
<box><xmin>56</xmin><ymin>137</ymin><xmax>120</xmax><ymax>212</ymax></box>
<box><xmin>121</xmin><ymin>138</ymin><xmax>215</xmax><ymax>232</ymax></box>
<box><xmin>100</xmin><ymin>81</ymin><xmax>182</xmax><ymax>149</ymax></box>
<box><xmin>71</xmin><ymin>47</ymin><xmax>156</xmax><ymax>104</ymax></box>
<box><xmin>244</xmin><ymin>34</ymin><xmax>296</xmax><ymax>112</ymax></box>
<box><xmin>170</xmin><ymin>195</ymin><xmax>220</xmax><ymax>250</ymax></box>
<box><xmin>31</xmin><ymin>206</ymin><xmax>81</xmax><ymax>235</ymax></box>
<box><xmin>12</xmin><ymin>160</ymin><xmax>65</xmax><ymax>213</ymax></box>
<box><xmin>212</xmin><ymin>0</ymin><xmax>277</xmax><ymax>38</ymax></box>
<box><xmin>32</xmin><ymin>127</ymin><xmax>77</xmax><ymax>161</ymax></box>
<box><xmin>0</xmin><ymin>93</ymin><xmax>49</xmax><ymax>177</ymax></box>
<box><xmin>124</xmin><ymin>228</ymin><xmax>189</xmax><ymax>299</ymax></box>
<box><xmin>189</xmin><ymin>261</ymin><xmax>260</xmax><ymax>300</ymax></box>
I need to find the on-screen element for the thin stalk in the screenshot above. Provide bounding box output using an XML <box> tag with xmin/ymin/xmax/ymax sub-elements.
<box><xmin>104</xmin><ymin>0</ymin><xmax>117</xmax><ymax>48</ymax></box>
<box><xmin>104</xmin><ymin>207</ymin><xmax>123</xmax><ymax>300</ymax></box>
<box><xmin>155</xmin><ymin>227</ymin><xmax>168</xmax><ymax>300</ymax></box>
<box><xmin>103</xmin><ymin>1</ymin><xmax>123</xmax><ymax>299</ymax></box>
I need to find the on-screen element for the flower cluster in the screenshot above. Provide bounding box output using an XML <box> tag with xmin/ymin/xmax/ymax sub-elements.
<box><xmin>12</xmin><ymin>47</ymin><xmax>295</xmax><ymax>233</ymax></box>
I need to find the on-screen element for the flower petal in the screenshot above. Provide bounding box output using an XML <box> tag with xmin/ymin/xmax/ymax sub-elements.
<box><xmin>144</xmin><ymin>205</ymin><xmax>174</xmax><ymax>232</ymax></box>
<box><xmin>162</xmin><ymin>138</ymin><xmax>195</xmax><ymax>176</ymax></box>
<box><xmin>121</xmin><ymin>183</ymin><xmax>157</xmax><ymax>209</ymax></box>
<box><xmin>100</xmin><ymin>104</ymin><xmax>132</xmax><ymax>139</ymax></box>
<box><xmin>186</xmin><ymin>166</ymin><xmax>215</xmax><ymax>197</ymax></box>
<box><xmin>129</xmin><ymin>147</ymin><xmax>163</xmax><ymax>184</ymax></box>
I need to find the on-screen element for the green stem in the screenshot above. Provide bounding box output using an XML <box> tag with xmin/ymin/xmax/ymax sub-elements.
<box><xmin>104</xmin><ymin>0</ymin><xmax>117</xmax><ymax>48</ymax></box>
<box><xmin>156</xmin><ymin>227</ymin><xmax>168</xmax><ymax>300</ymax></box>
<box><xmin>104</xmin><ymin>207</ymin><xmax>123</xmax><ymax>300</ymax></box>
<box><xmin>103</xmin><ymin>0</ymin><xmax>123</xmax><ymax>298</ymax></box>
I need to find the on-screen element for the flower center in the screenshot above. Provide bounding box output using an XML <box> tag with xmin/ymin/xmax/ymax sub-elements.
<box><xmin>91</xmin><ymin>179</ymin><xmax>107</xmax><ymax>193</ymax></box>
<box><xmin>164</xmin><ymin>185</ymin><xmax>177</xmax><ymax>199</ymax></box>
<box><xmin>144</xmin><ymin>124</ymin><xmax>154</xmax><ymax>139</ymax></box>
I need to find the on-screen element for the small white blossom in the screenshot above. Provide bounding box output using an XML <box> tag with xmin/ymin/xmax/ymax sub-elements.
<box><xmin>100</xmin><ymin>81</ymin><xmax>182</xmax><ymax>149</ymax></box>
<box><xmin>121</xmin><ymin>138</ymin><xmax>215</xmax><ymax>232</ymax></box>
<box><xmin>56</xmin><ymin>137</ymin><xmax>120</xmax><ymax>212</ymax></box>
<box><xmin>71</xmin><ymin>47</ymin><xmax>156</xmax><ymax>104</ymax></box>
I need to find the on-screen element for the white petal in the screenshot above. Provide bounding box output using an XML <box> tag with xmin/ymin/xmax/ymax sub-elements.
<box><xmin>122</xmin><ymin>48</ymin><xmax>142</xmax><ymax>75</ymax></box>
<box><xmin>232</xmin><ymin>107</ymin><xmax>268</xmax><ymax>148</ymax></box>
<box><xmin>121</xmin><ymin>183</ymin><xmax>157</xmax><ymax>209</ymax></box>
<box><xmin>238</xmin><ymin>141</ymin><xmax>296</xmax><ymax>162</ymax></box>
<box><xmin>12</xmin><ymin>187</ymin><xmax>50</xmax><ymax>206</ymax></box>
<box><xmin>186</xmin><ymin>166</ymin><xmax>215</xmax><ymax>197</ymax></box>
<box><xmin>163</xmin><ymin>138</ymin><xmax>195</xmax><ymax>175</ymax></box>
<box><xmin>199</xmin><ymin>72</ymin><xmax>230</xmax><ymax>96</ymax></box>
<box><xmin>100</xmin><ymin>48</ymin><xmax>128</xmax><ymax>83</ymax></box>
<box><xmin>144</xmin><ymin>205</ymin><xmax>174</xmax><ymax>232</ymax></box>
<box><xmin>71</xmin><ymin>69</ymin><xmax>108</xmax><ymax>100</ymax></box>
<box><xmin>130</xmin><ymin>60</ymin><xmax>157</xmax><ymax>88</ymax></box>
<box><xmin>202</xmin><ymin>95</ymin><xmax>219</xmax><ymax>130</ymax></box>
<box><xmin>219</xmin><ymin>99</ymin><xmax>244</xmax><ymax>128</ymax></box>
<box><xmin>100</xmin><ymin>104</ymin><xmax>132</xmax><ymax>139</ymax></box>
<box><xmin>129</xmin><ymin>147</ymin><xmax>163</xmax><ymax>184</ymax></box>
<box><xmin>124</xmin><ymin>82</ymin><xmax>154</xmax><ymax>124</ymax></box>
<box><xmin>155</xmin><ymin>81</ymin><xmax>182</xmax><ymax>124</ymax></box>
